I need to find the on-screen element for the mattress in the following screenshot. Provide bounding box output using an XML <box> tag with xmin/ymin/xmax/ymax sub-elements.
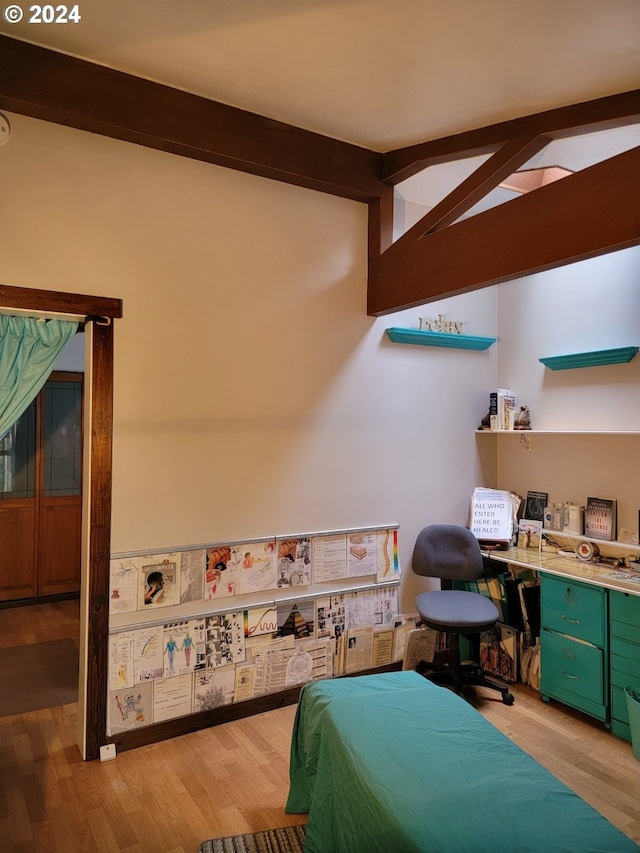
<box><xmin>286</xmin><ymin>670</ymin><xmax>638</xmax><ymax>853</ymax></box>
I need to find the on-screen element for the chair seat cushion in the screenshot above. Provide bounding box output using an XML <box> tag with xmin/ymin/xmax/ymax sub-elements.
<box><xmin>415</xmin><ymin>589</ymin><xmax>499</xmax><ymax>632</ymax></box>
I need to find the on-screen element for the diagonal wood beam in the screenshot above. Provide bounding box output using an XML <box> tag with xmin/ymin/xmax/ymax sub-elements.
<box><xmin>390</xmin><ymin>134</ymin><xmax>552</xmax><ymax>251</ymax></box>
<box><xmin>368</xmin><ymin>146</ymin><xmax>640</xmax><ymax>316</ymax></box>
<box><xmin>0</xmin><ymin>36</ymin><xmax>382</xmax><ymax>203</ymax></box>
<box><xmin>383</xmin><ymin>90</ymin><xmax>640</xmax><ymax>184</ymax></box>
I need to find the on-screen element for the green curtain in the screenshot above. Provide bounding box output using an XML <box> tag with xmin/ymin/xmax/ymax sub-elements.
<box><xmin>0</xmin><ymin>315</ymin><xmax>79</xmax><ymax>439</ymax></box>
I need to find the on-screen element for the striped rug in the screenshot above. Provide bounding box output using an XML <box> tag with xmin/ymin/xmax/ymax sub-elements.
<box><xmin>197</xmin><ymin>824</ymin><xmax>306</xmax><ymax>853</ymax></box>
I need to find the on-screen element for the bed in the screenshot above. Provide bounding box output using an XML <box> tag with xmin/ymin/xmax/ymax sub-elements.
<box><xmin>286</xmin><ymin>671</ymin><xmax>638</xmax><ymax>853</ymax></box>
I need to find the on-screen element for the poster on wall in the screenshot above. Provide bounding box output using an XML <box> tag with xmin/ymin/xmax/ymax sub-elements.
<box><xmin>240</xmin><ymin>540</ymin><xmax>278</xmax><ymax>594</ymax></box>
<box><xmin>345</xmin><ymin>590</ymin><xmax>376</xmax><ymax>630</ymax></box>
<box><xmin>275</xmin><ymin>599</ymin><xmax>315</xmax><ymax>640</ymax></box>
<box><xmin>108</xmin><ymin>682</ymin><xmax>153</xmax><ymax>734</ymax></box>
<box><xmin>205</xmin><ymin>612</ymin><xmax>246</xmax><ymax>668</ymax></box>
<box><xmin>109</xmin><ymin>557</ymin><xmax>139</xmax><ymax>614</ymax></box>
<box><xmin>205</xmin><ymin>545</ymin><xmax>241</xmax><ymax>600</ymax></box>
<box><xmin>153</xmin><ymin>673</ymin><xmax>193</xmax><ymax>722</ymax></box>
<box><xmin>275</xmin><ymin>537</ymin><xmax>311</xmax><ymax>588</ymax></box>
<box><xmin>234</xmin><ymin>663</ymin><xmax>255</xmax><ymax>702</ymax></box>
<box><xmin>138</xmin><ymin>553</ymin><xmax>181</xmax><ymax>609</ymax></box>
<box><xmin>244</xmin><ymin>605</ymin><xmax>278</xmax><ymax>639</ymax></box>
<box><xmin>133</xmin><ymin>624</ymin><xmax>164</xmax><ymax>682</ymax></box>
<box><xmin>180</xmin><ymin>549</ymin><xmax>206</xmax><ymax>603</ymax></box>
<box><xmin>193</xmin><ymin>665</ymin><xmax>236</xmax><ymax>711</ymax></box>
<box><xmin>373</xmin><ymin>586</ymin><xmax>398</xmax><ymax>627</ymax></box>
<box><xmin>346</xmin><ymin>532</ymin><xmax>378</xmax><ymax>577</ymax></box>
<box><xmin>376</xmin><ymin>528</ymin><xmax>400</xmax><ymax>582</ymax></box>
<box><xmin>162</xmin><ymin>619</ymin><xmax>206</xmax><ymax>678</ymax></box>
<box><xmin>344</xmin><ymin>625</ymin><xmax>374</xmax><ymax>673</ymax></box>
<box><xmin>109</xmin><ymin>631</ymin><xmax>134</xmax><ymax>691</ymax></box>
<box><xmin>316</xmin><ymin>595</ymin><xmax>345</xmax><ymax>639</ymax></box>
<box><xmin>312</xmin><ymin>534</ymin><xmax>347</xmax><ymax>582</ymax></box>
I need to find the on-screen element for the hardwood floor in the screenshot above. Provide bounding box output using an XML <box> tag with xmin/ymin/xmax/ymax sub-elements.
<box><xmin>1</xmin><ymin>600</ymin><xmax>638</xmax><ymax>852</ymax></box>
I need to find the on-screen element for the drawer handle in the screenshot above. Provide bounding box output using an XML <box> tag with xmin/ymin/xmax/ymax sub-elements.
<box><xmin>561</xmin><ymin>615</ymin><xmax>581</xmax><ymax>625</ymax></box>
<box><xmin>560</xmin><ymin>671</ymin><xmax>580</xmax><ymax>681</ymax></box>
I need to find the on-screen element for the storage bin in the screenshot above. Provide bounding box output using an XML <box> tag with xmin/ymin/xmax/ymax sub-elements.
<box><xmin>625</xmin><ymin>686</ymin><xmax>640</xmax><ymax>762</ymax></box>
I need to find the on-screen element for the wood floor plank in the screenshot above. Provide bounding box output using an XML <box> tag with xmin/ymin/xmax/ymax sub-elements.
<box><xmin>1</xmin><ymin>599</ymin><xmax>638</xmax><ymax>852</ymax></box>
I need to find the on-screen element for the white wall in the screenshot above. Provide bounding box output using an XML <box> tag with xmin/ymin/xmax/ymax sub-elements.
<box><xmin>0</xmin><ymin>112</ymin><xmax>498</xmax><ymax>611</ymax></box>
<box><xmin>497</xmin><ymin>249</ymin><xmax>640</xmax><ymax>431</ymax></box>
<box><xmin>493</xmin><ymin>252</ymin><xmax>640</xmax><ymax>534</ymax></box>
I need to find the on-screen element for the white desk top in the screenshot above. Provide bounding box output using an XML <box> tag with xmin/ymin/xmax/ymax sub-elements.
<box><xmin>482</xmin><ymin>545</ymin><xmax>640</xmax><ymax>597</ymax></box>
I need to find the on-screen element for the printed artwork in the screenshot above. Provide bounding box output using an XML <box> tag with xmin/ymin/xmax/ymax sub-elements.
<box><xmin>133</xmin><ymin>625</ymin><xmax>164</xmax><ymax>682</ymax></box>
<box><xmin>193</xmin><ymin>666</ymin><xmax>236</xmax><ymax>711</ymax></box>
<box><xmin>180</xmin><ymin>549</ymin><xmax>206</xmax><ymax>603</ymax></box>
<box><xmin>139</xmin><ymin>553</ymin><xmax>181</xmax><ymax>609</ymax></box>
<box><xmin>240</xmin><ymin>540</ymin><xmax>277</xmax><ymax>594</ymax></box>
<box><xmin>347</xmin><ymin>532</ymin><xmax>377</xmax><ymax>577</ymax></box>
<box><xmin>108</xmin><ymin>682</ymin><xmax>153</xmax><ymax>734</ymax></box>
<box><xmin>276</xmin><ymin>537</ymin><xmax>311</xmax><ymax>588</ymax></box>
<box><xmin>205</xmin><ymin>545</ymin><xmax>241</xmax><ymax>600</ymax></box>
<box><xmin>109</xmin><ymin>557</ymin><xmax>139</xmax><ymax>613</ymax></box>
<box><xmin>205</xmin><ymin>612</ymin><xmax>246</xmax><ymax>668</ymax></box>
<box><xmin>163</xmin><ymin>619</ymin><xmax>206</xmax><ymax>678</ymax></box>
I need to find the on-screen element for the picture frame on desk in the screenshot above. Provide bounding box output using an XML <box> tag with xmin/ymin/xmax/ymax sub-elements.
<box><xmin>517</xmin><ymin>519</ymin><xmax>543</xmax><ymax>550</ymax></box>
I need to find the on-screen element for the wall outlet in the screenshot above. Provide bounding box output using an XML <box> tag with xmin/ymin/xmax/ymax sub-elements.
<box><xmin>99</xmin><ymin>743</ymin><xmax>116</xmax><ymax>762</ymax></box>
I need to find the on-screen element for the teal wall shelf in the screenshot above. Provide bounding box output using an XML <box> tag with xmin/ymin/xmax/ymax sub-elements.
<box><xmin>539</xmin><ymin>346</ymin><xmax>639</xmax><ymax>371</ymax></box>
<box><xmin>385</xmin><ymin>327</ymin><xmax>496</xmax><ymax>351</ymax></box>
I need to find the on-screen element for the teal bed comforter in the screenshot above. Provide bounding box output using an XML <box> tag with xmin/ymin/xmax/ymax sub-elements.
<box><xmin>286</xmin><ymin>671</ymin><xmax>638</xmax><ymax>853</ymax></box>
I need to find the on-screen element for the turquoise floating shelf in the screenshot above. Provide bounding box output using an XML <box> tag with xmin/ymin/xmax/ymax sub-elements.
<box><xmin>539</xmin><ymin>346</ymin><xmax>639</xmax><ymax>371</ymax></box>
<box><xmin>385</xmin><ymin>327</ymin><xmax>496</xmax><ymax>351</ymax></box>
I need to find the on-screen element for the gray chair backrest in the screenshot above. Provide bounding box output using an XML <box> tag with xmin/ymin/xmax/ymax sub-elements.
<box><xmin>412</xmin><ymin>524</ymin><xmax>484</xmax><ymax>581</ymax></box>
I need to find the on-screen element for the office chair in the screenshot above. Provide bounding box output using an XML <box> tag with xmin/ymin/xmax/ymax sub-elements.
<box><xmin>412</xmin><ymin>524</ymin><xmax>514</xmax><ymax>705</ymax></box>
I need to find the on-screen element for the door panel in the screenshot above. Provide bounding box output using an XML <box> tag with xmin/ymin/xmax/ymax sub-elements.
<box><xmin>0</xmin><ymin>502</ymin><xmax>37</xmax><ymax>600</ymax></box>
<box><xmin>0</xmin><ymin>373</ymin><xmax>83</xmax><ymax>602</ymax></box>
<box><xmin>38</xmin><ymin>497</ymin><xmax>82</xmax><ymax>596</ymax></box>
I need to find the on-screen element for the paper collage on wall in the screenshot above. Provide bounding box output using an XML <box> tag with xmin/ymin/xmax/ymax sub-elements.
<box><xmin>107</xmin><ymin>589</ymin><xmax>409</xmax><ymax>735</ymax></box>
<box><xmin>107</xmin><ymin>527</ymin><xmax>403</xmax><ymax>736</ymax></box>
<box><xmin>110</xmin><ymin>528</ymin><xmax>400</xmax><ymax>615</ymax></box>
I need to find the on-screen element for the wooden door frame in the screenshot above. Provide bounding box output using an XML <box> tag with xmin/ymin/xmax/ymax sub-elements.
<box><xmin>0</xmin><ymin>284</ymin><xmax>122</xmax><ymax>760</ymax></box>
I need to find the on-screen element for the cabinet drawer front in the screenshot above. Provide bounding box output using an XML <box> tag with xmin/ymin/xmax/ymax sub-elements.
<box><xmin>610</xmin><ymin>590</ymin><xmax>640</xmax><ymax>627</ymax></box>
<box><xmin>610</xmin><ymin>652</ymin><xmax>640</xmax><ymax>687</ymax></box>
<box><xmin>541</xmin><ymin>577</ymin><xmax>605</xmax><ymax>646</ymax></box>
<box><xmin>610</xmin><ymin>618</ymin><xmax>640</xmax><ymax>646</ymax></box>
<box><xmin>541</xmin><ymin>630</ymin><xmax>603</xmax><ymax>704</ymax></box>
<box><xmin>610</xmin><ymin>636</ymin><xmax>640</xmax><ymax>664</ymax></box>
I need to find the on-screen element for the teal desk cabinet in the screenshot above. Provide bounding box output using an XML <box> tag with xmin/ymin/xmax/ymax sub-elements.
<box><xmin>540</xmin><ymin>575</ymin><xmax>608</xmax><ymax>724</ymax></box>
<box><xmin>609</xmin><ymin>591</ymin><xmax>640</xmax><ymax>741</ymax></box>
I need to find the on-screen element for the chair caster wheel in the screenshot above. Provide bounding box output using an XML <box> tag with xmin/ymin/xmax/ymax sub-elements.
<box><xmin>502</xmin><ymin>692</ymin><xmax>515</xmax><ymax>706</ymax></box>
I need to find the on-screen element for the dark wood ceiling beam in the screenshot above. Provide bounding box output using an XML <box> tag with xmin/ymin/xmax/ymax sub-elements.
<box><xmin>0</xmin><ymin>36</ymin><xmax>382</xmax><ymax>203</ymax></box>
<box><xmin>0</xmin><ymin>283</ymin><xmax>123</xmax><ymax>318</ymax></box>
<box><xmin>368</xmin><ymin>146</ymin><xmax>640</xmax><ymax>316</ymax></box>
<box><xmin>383</xmin><ymin>90</ymin><xmax>640</xmax><ymax>184</ymax></box>
<box><xmin>390</xmin><ymin>134</ymin><xmax>551</xmax><ymax>251</ymax></box>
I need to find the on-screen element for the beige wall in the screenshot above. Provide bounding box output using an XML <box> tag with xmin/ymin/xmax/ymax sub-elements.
<box><xmin>0</xmin><ymin>112</ymin><xmax>499</xmax><ymax>611</ymax></box>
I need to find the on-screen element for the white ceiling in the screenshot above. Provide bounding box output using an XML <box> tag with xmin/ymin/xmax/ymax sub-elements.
<box><xmin>2</xmin><ymin>0</ymin><xmax>639</xmax><ymax>152</ymax></box>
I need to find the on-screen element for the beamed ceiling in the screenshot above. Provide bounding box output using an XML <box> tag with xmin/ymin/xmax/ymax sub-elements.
<box><xmin>1</xmin><ymin>0</ymin><xmax>639</xmax><ymax>314</ymax></box>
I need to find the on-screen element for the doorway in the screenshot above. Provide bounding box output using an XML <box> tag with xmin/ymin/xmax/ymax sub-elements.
<box><xmin>0</xmin><ymin>286</ymin><xmax>121</xmax><ymax>759</ymax></box>
<box><xmin>0</xmin><ymin>372</ymin><xmax>83</xmax><ymax>602</ymax></box>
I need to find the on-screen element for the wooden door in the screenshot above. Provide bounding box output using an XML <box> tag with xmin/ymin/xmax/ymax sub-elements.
<box><xmin>0</xmin><ymin>372</ymin><xmax>83</xmax><ymax>601</ymax></box>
